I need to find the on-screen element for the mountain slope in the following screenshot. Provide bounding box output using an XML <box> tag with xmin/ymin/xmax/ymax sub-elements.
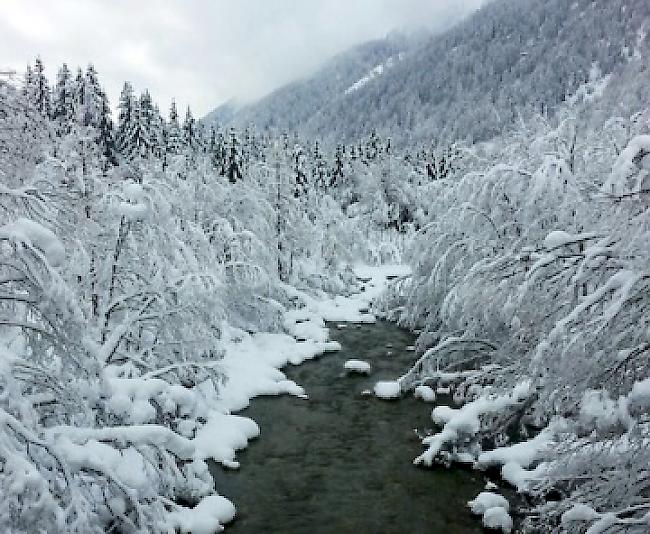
<box><xmin>205</xmin><ymin>0</ymin><xmax>650</xmax><ymax>145</ymax></box>
<box><xmin>204</xmin><ymin>34</ymin><xmax>409</xmax><ymax>133</ymax></box>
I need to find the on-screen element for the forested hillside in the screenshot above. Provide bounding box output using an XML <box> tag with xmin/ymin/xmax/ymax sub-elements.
<box><xmin>206</xmin><ymin>0</ymin><xmax>650</xmax><ymax>146</ymax></box>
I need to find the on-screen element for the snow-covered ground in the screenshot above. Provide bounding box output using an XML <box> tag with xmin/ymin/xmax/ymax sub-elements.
<box><xmin>201</xmin><ymin>264</ymin><xmax>409</xmax><ymax>526</ymax></box>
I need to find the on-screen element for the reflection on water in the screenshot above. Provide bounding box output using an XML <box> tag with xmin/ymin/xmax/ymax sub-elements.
<box><xmin>210</xmin><ymin>321</ymin><xmax>483</xmax><ymax>533</ymax></box>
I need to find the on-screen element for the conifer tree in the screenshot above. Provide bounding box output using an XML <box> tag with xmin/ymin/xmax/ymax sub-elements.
<box><xmin>227</xmin><ymin>128</ymin><xmax>242</xmax><ymax>183</ymax></box>
<box><xmin>115</xmin><ymin>81</ymin><xmax>135</xmax><ymax>154</ymax></box>
<box><xmin>182</xmin><ymin>106</ymin><xmax>197</xmax><ymax>149</ymax></box>
<box><xmin>166</xmin><ymin>99</ymin><xmax>183</xmax><ymax>154</ymax></box>
<box><xmin>52</xmin><ymin>63</ymin><xmax>75</xmax><ymax>135</ymax></box>
<box><xmin>32</xmin><ymin>57</ymin><xmax>51</xmax><ymax>116</ymax></box>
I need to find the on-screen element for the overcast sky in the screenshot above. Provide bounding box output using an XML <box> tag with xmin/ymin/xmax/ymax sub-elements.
<box><xmin>0</xmin><ymin>0</ymin><xmax>484</xmax><ymax>117</ymax></box>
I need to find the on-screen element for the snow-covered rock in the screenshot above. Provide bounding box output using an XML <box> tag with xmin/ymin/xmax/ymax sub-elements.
<box><xmin>344</xmin><ymin>359</ymin><xmax>372</xmax><ymax>374</ymax></box>
<box><xmin>373</xmin><ymin>380</ymin><xmax>401</xmax><ymax>399</ymax></box>
<box><xmin>468</xmin><ymin>492</ymin><xmax>510</xmax><ymax>515</ymax></box>
<box><xmin>414</xmin><ymin>385</ymin><xmax>436</xmax><ymax>402</ymax></box>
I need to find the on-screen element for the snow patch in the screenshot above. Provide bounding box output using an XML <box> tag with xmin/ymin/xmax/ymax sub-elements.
<box><xmin>344</xmin><ymin>54</ymin><xmax>404</xmax><ymax>95</ymax></box>
<box><xmin>344</xmin><ymin>359</ymin><xmax>372</xmax><ymax>374</ymax></box>
<box><xmin>168</xmin><ymin>494</ymin><xmax>236</xmax><ymax>534</ymax></box>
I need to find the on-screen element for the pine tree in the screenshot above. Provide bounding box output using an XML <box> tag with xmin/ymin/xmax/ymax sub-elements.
<box><xmin>137</xmin><ymin>90</ymin><xmax>155</xmax><ymax>156</ymax></box>
<box><xmin>151</xmin><ymin>104</ymin><xmax>166</xmax><ymax>159</ymax></box>
<box><xmin>226</xmin><ymin>128</ymin><xmax>242</xmax><ymax>183</ymax></box>
<box><xmin>119</xmin><ymin>91</ymin><xmax>154</xmax><ymax>160</ymax></box>
<box><xmin>115</xmin><ymin>81</ymin><xmax>135</xmax><ymax>154</ymax></box>
<box><xmin>81</xmin><ymin>64</ymin><xmax>103</xmax><ymax>127</ymax></box>
<box><xmin>73</xmin><ymin>67</ymin><xmax>86</xmax><ymax>122</ymax></box>
<box><xmin>32</xmin><ymin>57</ymin><xmax>51</xmax><ymax>116</ymax></box>
<box><xmin>166</xmin><ymin>99</ymin><xmax>183</xmax><ymax>155</ymax></box>
<box><xmin>182</xmin><ymin>106</ymin><xmax>196</xmax><ymax>149</ymax></box>
<box><xmin>22</xmin><ymin>64</ymin><xmax>34</xmax><ymax>101</ymax></box>
<box><xmin>331</xmin><ymin>144</ymin><xmax>344</xmax><ymax>187</ymax></box>
<box><xmin>312</xmin><ymin>141</ymin><xmax>326</xmax><ymax>189</ymax></box>
<box><xmin>52</xmin><ymin>63</ymin><xmax>75</xmax><ymax>135</ymax></box>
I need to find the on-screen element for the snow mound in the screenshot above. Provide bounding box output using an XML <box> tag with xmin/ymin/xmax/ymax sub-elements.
<box><xmin>468</xmin><ymin>492</ymin><xmax>510</xmax><ymax>515</ymax></box>
<box><xmin>414</xmin><ymin>385</ymin><xmax>436</xmax><ymax>402</ymax></box>
<box><xmin>482</xmin><ymin>506</ymin><xmax>513</xmax><ymax>533</ymax></box>
<box><xmin>193</xmin><ymin>413</ymin><xmax>260</xmax><ymax>469</ymax></box>
<box><xmin>344</xmin><ymin>359</ymin><xmax>371</xmax><ymax>374</ymax></box>
<box><xmin>374</xmin><ymin>380</ymin><xmax>401</xmax><ymax>399</ymax></box>
<box><xmin>168</xmin><ymin>494</ymin><xmax>236</xmax><ymax>534</ymax></box>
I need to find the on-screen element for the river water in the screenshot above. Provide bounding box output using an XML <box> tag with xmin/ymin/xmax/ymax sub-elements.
<box><xmin>210</xmin><ymin>320</ymin><xmax>484</xmax><ymax>533</ymax></box>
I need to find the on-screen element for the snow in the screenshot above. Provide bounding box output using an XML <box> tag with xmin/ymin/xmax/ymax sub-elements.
<box><xmin>478</xmin><ymin>423</ymin><xmax>556</xmax><ymax>466</ymax></box>
<box><xmin>344</xmin><ymin>359</ymin><xmax>372</xmax><ymax>374</ymax></box>
<box><xmin>0</xmin><ymin>217</ymin><xmax>65</xmax><ymax>266</ymax></box>
<box><xmin>168</xmin><ymin>495</ymin><xmax>236</xmax><ymax>534</ymax></box>
<box><xmin>543</xmin><ymin>230</ymin><xmax>575</xmax><ymax>249</ymax></box>
<box><xmin>583</xmin><ymin>513</ymin><xmax>618</xmax><ymax>534</ymax></box>
<box><xmin>561</xmin><ymin>503</ymin><xmax>601</xmax><ymax>524</ymax></box>
<box><xmin>477</xmin><ymin>422</ymin><xmax>561</xmax><ymax>490</ymax></box>
<box><xmin>285</xmin><ymin>263</ymin><xmax>410</xmax><ymax>325</ymax></box>
<box><xmin>543</xmin><ymin>230</ymin><xmax>599</xmax><ymax>250</ymax></box>
<box><xmin>414</xmin><ymin>385</ymin><xmax>436</xmax><ymax>402</ymax></box>
<box><xmin>603</xmin><ymin>135</ymin><xmax>650</xmax><ymax>196</ymax></box>
<box><xmin>118</xmin><ymin>182</ymin><xmax>149</xmax><ymax>221</ymax></box>
<box><xmin>579</xmin><ymin>390</ymin><xmax>627</xmax><ymax>431</ymax></box>
<box><xmin>629</xmin><ymin>377</ymin><xmax>650</xmax><ymax>407</ymax></box>
<box><xmin>344</xmin><ymin>55</ymin><xmax>403</xmax><ymax>95</ymax></box>
<box><xmin>374</xmin><ymin>380</ymin><xmax>401</xmax><ymax>399</ymax></box>
<box><xmin>193</xmin><ymin>414</ymin><xmax>260</xmax><ymax>469</ymax></box>
<box><xmin>415</xmin><ymin>381</ymin><xmax>532</xmax><ymax>466</ymax></box>
<box><xmin>482</xmin><ymin>506</ymin><xmax>513</xmax><ymax>533</ymax></box>
<box><xmin>468</xmin><ymin>492</ymin><xmax>510</xmax><ymax>515</ymax></box>
<box><xmin>469</xmin><ymin>492</ymin><xmax>512</xmax><ymax>533</ymax></box>
<box><xmin>118</xmin><ymin>201</ymin><xmax>148</xmax><ymax>221</ymax></box>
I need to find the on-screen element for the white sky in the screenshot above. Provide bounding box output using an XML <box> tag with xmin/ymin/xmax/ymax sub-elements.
<box><xmin>0</xmin><ymin>0</ymin><xmax>485</xmax><ymax>117</ymax></box>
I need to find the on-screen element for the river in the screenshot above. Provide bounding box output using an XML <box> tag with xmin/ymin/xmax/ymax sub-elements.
<box><xmin>210</xmin><ymin>320</ymin><xmax>484</xmax><ymax>533</ymax></box>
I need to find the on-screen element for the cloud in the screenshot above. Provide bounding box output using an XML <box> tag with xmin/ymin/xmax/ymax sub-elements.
<box><xmin>0</xmin><ymin>0</ymin><xmax>484</xmax><ymax>117</ymax></box>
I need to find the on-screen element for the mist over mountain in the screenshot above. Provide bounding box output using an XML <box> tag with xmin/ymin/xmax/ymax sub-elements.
<box><xmin>205</xmin><ymin>0</ymin><xmax>650</xmax><ymax>146</ymax></box>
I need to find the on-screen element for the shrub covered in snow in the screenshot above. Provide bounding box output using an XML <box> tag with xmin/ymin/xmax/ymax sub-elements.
<box><xmin>377</xmin><ymin>87</ymin><xmax>650</xmax><ymax>531</ymax></box>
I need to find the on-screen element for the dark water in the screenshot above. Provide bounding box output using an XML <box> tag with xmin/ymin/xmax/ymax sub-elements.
<box><xmin>210</xmin><ymin>321</ymin><xmax>484</xmax><ymax>534</ymax></box>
